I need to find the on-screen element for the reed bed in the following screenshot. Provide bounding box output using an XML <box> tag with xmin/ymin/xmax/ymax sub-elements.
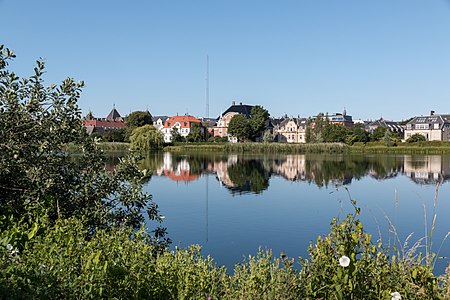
<box><xmin>224</xmin><ymin>142</ymin><xmax>349</xmax><ymax>153</ymax></box>
<box><xmin>350</xmin><ymin>145</ymin><xmax>450</xmax><ymax>154</ymax></box>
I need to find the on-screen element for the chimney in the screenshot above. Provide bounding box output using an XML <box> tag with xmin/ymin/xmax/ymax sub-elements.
<box><xmin>232</xmin><ymin>101</ymin><xmax>235</xmax><ymax>106</ymax></box>
<box><xmin>431</xmin><ymin>110</ymin><xmax>435</xmax><ymax>116</ymax></box>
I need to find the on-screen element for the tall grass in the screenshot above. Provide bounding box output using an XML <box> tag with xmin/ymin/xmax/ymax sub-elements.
<box><xmin>224</xmin><ymin>142</ymin><xmax>349</xmax><ymax>154</ymax></box>
<box><xmin>350</xmin><ymin>141</ymin><xmax>450</xmax><ymax>154</ymax></box>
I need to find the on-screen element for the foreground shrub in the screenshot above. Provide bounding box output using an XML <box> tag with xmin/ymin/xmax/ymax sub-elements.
<box><xmin>2</xmin><ymin>200</ymin><xmax>448</xmax><ymax>299</ymax></box>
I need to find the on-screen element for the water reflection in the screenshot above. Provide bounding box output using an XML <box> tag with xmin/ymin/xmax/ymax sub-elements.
<box><xmin>107</xmin><ymin>153</ymin><xmax>450</xmax><ymax>193</ymax></box>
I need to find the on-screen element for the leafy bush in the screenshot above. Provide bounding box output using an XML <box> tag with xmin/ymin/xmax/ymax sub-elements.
<box><xmin>407</xmin><ymin>133</ymin><xmax>427</xmax><ymax>143</ymax></box>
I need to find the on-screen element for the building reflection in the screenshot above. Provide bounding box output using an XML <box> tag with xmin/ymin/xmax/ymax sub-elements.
<box><xmin>155</xmin><ymin>152</ymin><xmax>200</xmax><ymax>182</ymax></box>
<box><xmin>140</xmin><ymin>152</ymin><xmax>450</xmax><ymax>193</ymax></box>
<box><xmin>403</xmin><ymin>155</ymin><xmax>450</xmax><ymax>185</ymax></box>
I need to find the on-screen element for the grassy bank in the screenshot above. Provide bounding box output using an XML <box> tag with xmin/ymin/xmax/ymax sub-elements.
<box><xmin>224</xmin><ymin>142</ymin><xmax>349</xmax><ymax>153</ymax></box>
<box><xmin>350</xmin><ymin>141</ymin><xmax>450</xmax><ymax>154</ymax></box>
<box><xmin>165</xmin><ymin>142</ymin><xmax>349</xmax><ymax>154</ymax></box>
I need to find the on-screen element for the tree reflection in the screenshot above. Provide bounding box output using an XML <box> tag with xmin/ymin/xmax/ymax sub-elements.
<box><xmin>104</xmin><ymin>152</ymin><xmax>450</xmax><ymax>192</ymax></box>
<box><xmin>227</xmin><ymin>159</ymin><xmax>270</xmax><ymax>194</ymax></box>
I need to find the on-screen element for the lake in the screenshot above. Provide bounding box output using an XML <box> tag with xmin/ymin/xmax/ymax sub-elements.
<box><xmin>131</xmin><ymin>152</ymin><xmax>450</xmax><ymax>274</ymax></box>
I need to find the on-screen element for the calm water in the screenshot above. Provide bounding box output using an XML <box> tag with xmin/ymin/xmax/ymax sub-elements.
<box><xmin>133</xmin><ymin>152</ymin><xmax>450</xmax><ymax>274</ymax></box>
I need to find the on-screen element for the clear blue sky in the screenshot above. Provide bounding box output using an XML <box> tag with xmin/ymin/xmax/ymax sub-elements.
<box><xmin>2</xmin><ymin>0</ymin><xmax>450</xmax><ymax>121</ymax></box>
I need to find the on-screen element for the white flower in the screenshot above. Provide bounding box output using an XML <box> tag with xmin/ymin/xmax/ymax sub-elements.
<box><xmin>6</xmin><ymin>244</ymin><xmax>13</xmax><ymax>251</ymax></box>
<box><xmin>339</xmin><ymin>255</ymin><xmax>350</xmax><ymax>267</ymax></box>
<box><xmin>391</xmin><ymin>292</ymin><xmax>402</xmax><ymax>300</ymax></box>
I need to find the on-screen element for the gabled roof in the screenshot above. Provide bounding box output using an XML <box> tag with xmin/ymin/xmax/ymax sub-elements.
<box><xmin>220</xmin><ymin>104</ymin><xmax>254</xmax><ymax>118</ymax></box>
<box><xmin>368</xmin><ymin>119</ymin><xmax>403</xmax><ymax>132</ymax></box>
<box><xmin>106</xmin><ymin>107</ymin><xmax>122</xmax><ymax>120</ymax></box>
<box><xmin>278</xmin><ymin>117</ymin><xmax>308</xmax><ymax>129</ymax></box>
<box><xmin>407</xmin><ymin>114</ymin><xmax>450</xmax><ymax>129</ymax></box>
<box><xmin>163</xmin><ymin>115</ymin><xmax>202</xmax><ymax>129</ymax></box>
<box><xmin>153</xmin><ymin>116</ymin><xmax>169</xmax><ymax>123</ymax></box>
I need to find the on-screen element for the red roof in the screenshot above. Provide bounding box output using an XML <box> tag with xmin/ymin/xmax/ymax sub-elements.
<box><xmin>163</xmin><ymin>115</ymin><xmax>201</xmax><ymax>129</ymax></box>
<box><xmin>83</xmin><ymin>119</ymin><xmax>126</xmax><ymax>129</ymax></box>
<box><xmin>163</xmin><ymin>169</ymin><xmax>199</xmax><ymax>182</ymax></box>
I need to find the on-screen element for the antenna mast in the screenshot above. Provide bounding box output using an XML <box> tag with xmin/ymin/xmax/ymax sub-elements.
<box><xmin>206</xmin><ymin>55</ymin><xmax>209</xmax><ymax>118</ymax></box>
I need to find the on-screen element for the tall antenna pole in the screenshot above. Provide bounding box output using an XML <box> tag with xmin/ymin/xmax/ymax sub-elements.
<box><xmin>206</xmin><ymin>55</ymin><xmax>209</xmax><ymax>118</ymax></box>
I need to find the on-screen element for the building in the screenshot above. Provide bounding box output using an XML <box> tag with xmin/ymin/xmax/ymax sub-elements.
<box><xmin>310</xmin><ymin>110</ymin><xmax>354</xmax><ymax>128</ymax></box>
<box><xmin>161</xmin><ymin>114</ymin><xmax>203</xmax><ymax>143</ymax></box>
<box><xmin>213</xmin><ymin>101</ymin><xmax>253</xmax><ymax>142</ymax></box>
<box><xmin>366</xmin><ymin>118</ymin><xmax>403</xmax><ymax>134</ymax></box>
<box><xmin>404</xmin><ymin>111</ymin><xmax>450</xmax><ymax>141</ymax></box>
<box><xmin>325</xmin><ymin>110</ymin><xmax>353</xmax><ymax>127</ymax></box>
<box><xmin>152</xmin><ymin>116</ymin><xmax>169</xmax><ymax>131</ymax></box>
<box><xmin>273</xmin><ymin>117</ymin><xmax>307</xmax><ymax>143</ymax></box>
<box><xmin>83</xmin><ymin>106</ymin><xmax>125</xmax><ymax>135</ymax></box>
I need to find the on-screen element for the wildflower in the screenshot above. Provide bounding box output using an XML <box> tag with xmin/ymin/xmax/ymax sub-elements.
<box><xmin>6</xmin><ymin>244</ymin><xmax>13</xmax><ymax>251</ymax></box>
<box><xmin>339</xmin><ymin>255</ymin><xmax>350</xmax><ymax>267</ymax></box>
<box><xmin>391</xmin><ymin>292</ymin><xmax>401</xmax><ymax>300</ymax></box>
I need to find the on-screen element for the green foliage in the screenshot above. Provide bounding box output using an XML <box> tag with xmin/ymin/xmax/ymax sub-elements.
<box><xmin>407</xmin><ymin>133</ymin><xmax>427</xmax><ymax>143</ymax></box>
<box><xmin>346</xmin><ymin>124</ymin><xmax>370</xmax><ymax>145</ymax></box>
<box><xmin>1</xmin><ymin>200</ymin><xmax>446</xmax><ymax>299</ymax></box>
<box><xmin>208</xmin><ymin>136</ymin><xmax>229</xmax><ymax>143</ymax></box>
<box><xmin>0</xmin><ymin>43</ymin><xmax>166</xmax><ymax>239</ymax></box>
<box><xmin>227</xmin><ymin>106</ymin><xmax>269</xmax><ymax>142</ymax></box>
<box><xmin>249</xmin><ymin>105</ymin><xmax>270</xmax><ymax>140</ymax></box>
<box><xmin>103</xmin><ymin>128</ymin><xmax>126</xmax><ymax>142</ymax></box>
<box><xmin>185</xmin><ymin>122</ymin><xmax>205</xmax><ymax>142</ymax></box>
<box><xmin>383</xmin><ymin>130</ymin><xmax>398</xmax><ymax>147</ymax></box>
<box><xmin>263</xmin><ymin>130</ymin><xmax>273</xmax><ymax>143</ymax></box>
<box><xmin>170</xmin><ymin>127</ymin><xmax>185</xmax><ymax>143</ymax></box>
<box><xmin>224</xmin><ymin>142</ymin><xmax>349</xmax><ymax>154</ymax></box>
<box><xmin>299</xmin><ymin>198</ymin><xmax>442</xmax><ymax>299</ymax></box>
<box><xmin>0</xmin><ymin>217</ymin><xmax>224</xmax><ymax>299</ymax></box>
<box><xmin>372</xmin><ymin>126</ymin><xmax>388</xmax><ymax>141</ymax></box>
<box><xmin>130</xmin><ymin>125</ymin><xmax>164</xmax><ymax>151</ymax></box>
<box><xmin>228</xmin><ymin>114</ymin><xmax>251</xmax><ymax>142</ymax></box>
<box><xmin>125</xmin><ymin>111</ymin><xmax>153</xmax><ymax>128</ymax></box>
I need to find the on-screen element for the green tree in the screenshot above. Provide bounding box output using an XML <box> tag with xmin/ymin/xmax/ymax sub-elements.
<box><xmin>307</xmin><ymin>114</ymin><xmax>328</xmax><ymax>143</ymax></box>
<box><xmin>125</xmin><ymin>110</ymin><xmax>153</xmax><ymax>128</ymax></box>
<box><xmin>249</xmin><ymin>105</ymin><xmax>270</xmax><ymax>140</ymax></box>
<box><xmin>186</xmin><ymin>122</ymin><xmax>205</xmax><ymax>142</ymax></box>
<box><xmin>103</xmin><ymin>128</ymin><xmax>126</xmax><ymax>142</ymax></box>
<box><xmin>322</xmin><ymin>124</ymin><xmax>349</xmax><ymax>143</ymax></box>
<box><xmin>130</xmin><ymin>125</ymin><xmax>164</xmax><ymax>150</ymax></box>
<box><xmin>0</xmin><ymin>45</ymin><xmax>166</xmax><ymax>233</ymax></box>
<box><xmin>170</xmin><ymin>127</ymin><xmax>184</xmax><ymax>142</ymax></box>
<box><xmin>406</xmin><ymin>133</ymin><xmax>427</xmax><ymax>143</ymax></box>
<box><xmin>372</xmin><ymin>126</ymin><xmax>387</xmax><ymax>141</ymax></box>
<box><xmin>346</xmin><ymin>124</ymin><xmax>370</xmax><ymax>145</ymax></box>
<box><xmin>228</xmin><ymin>114</ymin><xmax>251</xmax><ymax>142</ymax></box>
<box><xmin>263</xmin><ymin>130</ymin><xmax>273</xmax><ymax>143</ymax></box>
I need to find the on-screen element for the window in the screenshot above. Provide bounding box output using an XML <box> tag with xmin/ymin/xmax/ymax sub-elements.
<box><xmin>415</xmin><ymin>124</ymin><xmax>429</xmax><ymax>130</ymax></box>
